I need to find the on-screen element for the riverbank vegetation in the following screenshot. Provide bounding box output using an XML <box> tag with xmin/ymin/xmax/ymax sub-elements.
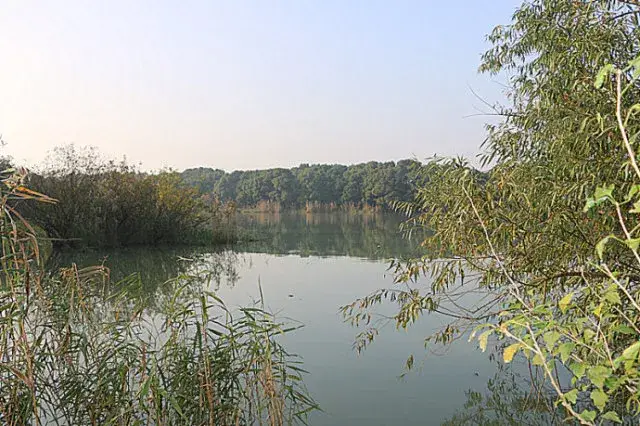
<box><xmin>0</xmin><ymin>166</ymin><xmax>316</xmax><ymax>424</ymax></box>
<box><xmin>181</xmin><ymin>159</ymin><xmax>432</xmax><ymax>210</ymax></box>
<box><xmin>342</xmin><ymin>1</ymin><xmax>640</xmax><ymax>424</ymax></box>
<box><xmin>16</xmin><ymin>145</ymin><xmax>238</xmax><ymax>248</ymax></box>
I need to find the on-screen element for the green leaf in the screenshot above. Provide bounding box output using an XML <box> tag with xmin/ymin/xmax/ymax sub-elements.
<box><xmin>604</xmin><ymin>286</ymin><xmax>621</xmax><ymax>305</ymax></box>
<box><xmin>558</xmin><ymin>342</ymin><xmax>575</xmax><ymax>363</ymax></box>
<box><xmin>564</xmin><ymin>388</ymin><xmax>579</xmax><ymax>404</ymax></box>
<box><xmin>626</xmin><ymin>184</ymin><xmax>640</xmax><ymax>201</ymax></box>
<box><xmin>590</xmin><ymin>389</ymin><xmax>608</xmax><ymax>411</ymax></box>
<box><xmin>580</xmin><ymin>409</ymin><xmax>596</xmax><ymax>423</ymax></box>
<box><xmin>532</xmin><ymin>353</ymin><xmax>545</xmax><ymax>366</ymax></box>
<box><xmin>629</xmin><ymin>56</ymin><xmax>640</xmax><ymax>79</ymax></box>
<box><xmin>583</xmin><ymin>328</ymin><xmax>596</xmax><ymax>341</ymax></box>
<box><xmin>503</xmin><ymin>343</ymin><xmax>520</xmax><ymax>363</ymax></box>
<box><xmin>579</xmin><ymin>117</ymin><xmax>589</xmax><ymax>133</ymax></box>
<box><xmin>594</xmin><ymin>184</ymin><xmax>614</xmax><ymax>201</ymax></box>
<box><xmin>587</xmin><ymin>365</ymin><xmax>611</xmax><ymax>389</ymax></box>
<box><xmin>158</xmin><ymin>389</ymin><xmax>187</xmax><ymax>419</ymax></box>
<box><xmin>630</xmin><ymin>200</ymin><xmax>640</xmax><ymax>213</ymax></box>
<box><xmin>583</xmin><ymin>197</ymin><xmax>596</xmax><ymax>212</ymax></box>
<box><xmin>570</xmin><ymin>362</ymin><xmax>586</xmax><ymax>379</ymax></box>
<box><xmin>602</xmin><ymin>411</ymin><xmax>622</xmax><ymax>423</ymax></box>
<box><xmin>596</xmin><ymin>236</ymin><xmax>613</xmax><ymax>259</ymax></box>
<box><xmin>139</xmin><ymin>377</ymin><xmax>151</xmax><ymax>400</ymax></box>
<box><xmin>543</xmin><ymin>331</ymin><xmax>561</xmax><ymax>348</ymax></box>
<box><xmin>559</xmin><ymin>293</ymin><xmax>573</xmax><ymax>314</ymax></box>
<box><xmin>594</xmin><ymin>64</ymin><xmax>615</xmax><ymax>88</ymax></box>
<box><xmin>169</xmin><ymin>395</ymin><xmax>186</xmax><ymax>418</ymax></box>
<box><xmin>612</xmin><ymin>324</ymin><xmax>635</xmax><ymax>335</ymax></box>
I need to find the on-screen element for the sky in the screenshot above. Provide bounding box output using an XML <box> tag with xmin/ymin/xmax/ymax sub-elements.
<box><xmin>0</xmin><ymin>1</ymin><xmax>521</xmax><ymax>172</ymax></box>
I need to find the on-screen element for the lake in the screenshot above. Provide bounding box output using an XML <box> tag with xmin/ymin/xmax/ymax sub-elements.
<box><xmin>54</xmin><ymin>212</ymin><xmax>557</xmax><ymax>425</ymax></box>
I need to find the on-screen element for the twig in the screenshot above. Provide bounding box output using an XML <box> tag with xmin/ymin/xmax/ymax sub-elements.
<box><xmin>615</xmin><ymin>70</ymin><xmax>640</xmax><ymax>180</ymax></box>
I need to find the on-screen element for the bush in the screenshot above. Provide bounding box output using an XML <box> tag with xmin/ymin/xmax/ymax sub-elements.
<box><xmin>18</xmin><ymin>145</ymin><xmax>237</xmax><ymax>248</ymax></box>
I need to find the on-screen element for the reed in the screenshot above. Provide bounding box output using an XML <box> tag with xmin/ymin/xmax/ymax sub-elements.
<box><xmin>0</xmin><ymin>167</ymin><xmax>316</xmax><ymax>425</ymax></box>
<box><xmin>19</xmin><ymin>145</ymin><xmax>239</xmax><ymax>248</ymax></box>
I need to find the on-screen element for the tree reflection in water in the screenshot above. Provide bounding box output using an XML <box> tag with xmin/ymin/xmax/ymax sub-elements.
<box><xmin>49</xmin><ymin>247</ymin><xmax>246</xmax><ymax>310</ymax></box>
<box><xmin>443</xmin><ymin>356</ymin><xmax>565</xmax><ymax>426</ymax></box>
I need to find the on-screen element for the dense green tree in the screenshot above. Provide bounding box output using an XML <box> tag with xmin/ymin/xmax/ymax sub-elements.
<box><xmin>269</xmin><ymin>168</ymin><xmax>298</xmax><ymax>206</ymax></box>
<box><xmin>215</xmin><ymin>171</ymin><xmax>242</xmax><ymax>201</ymax></box>
<box><xmin>341</xmin><ymin>165</ymin><xmax>365</xmax><ymax>204</ymax></box>
<box><xmin>181</xmin><ymin>167</ymin><xmax>226</xmax><ymax>194</ymax></box>
<box><xmin>182</xmin><ymin>160</ymin><xmax>432</xmax><ymax>209</ymax></box>
<box><xmin>342</xmin><ymin>1</ymin><xmax>640</xmax><ymax>423</ymax></box>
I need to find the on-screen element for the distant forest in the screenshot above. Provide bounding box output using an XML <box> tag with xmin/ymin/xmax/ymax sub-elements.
<box><xmin>181</xmin><ymin>159</ymin><xmax>430</xmax><ymax>209</ymax></box>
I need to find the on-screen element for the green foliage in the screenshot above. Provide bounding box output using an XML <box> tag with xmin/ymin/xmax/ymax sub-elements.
<box><xmin>342</xmin><ymin>1</ymin><xmax>640</xmax><ymax>423</ymax></box>
<box><xmin>0</xmin><ymin>163</ymin><xmax>316</xmax><ymax>424</ymax></box>
<box><xmin>18</xmin><ymin>145</ymin><xmax>237</xmax><ymax>248</ymax></box>
<box><xmin>181</xmin><ymin>159</ymin><xmax>432</xmax><ymax>209</ymax></box>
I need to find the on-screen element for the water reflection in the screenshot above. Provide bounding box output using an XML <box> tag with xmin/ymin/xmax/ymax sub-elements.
<box><xmin>237</xmin><ymin>211</ymin><xmax>425</xmax><ymax>259</ymax></box>
<box><xmin>50</xmin><ymin>247</ymin><xmax>245</xmax><ymax>309</ymax></box>
<box><xmin>48</xmin><ymin>212</ymin><xmax>577</xmax><ymax>424</ymax></box>
<box><xmin>442</xmin><ymin>359</ymin><xmax>561</xmax><ymax>425</ymax></box>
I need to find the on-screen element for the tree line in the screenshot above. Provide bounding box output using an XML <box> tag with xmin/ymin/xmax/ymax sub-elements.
<box><xmin>10</xmin><ymin>145</ymin><xmax>439</xmax><ymax>247</ymax></box>
<box><xmin>181</xmin><ymin>159</ymin><xmax>432</xmax><ymax>209</ymax></box>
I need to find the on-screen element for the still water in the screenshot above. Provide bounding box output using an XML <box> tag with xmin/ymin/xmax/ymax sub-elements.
<box><xmin>55</xmin><ymin>212</ymin><xmax>556</xmax><ymax>425</ymax></box>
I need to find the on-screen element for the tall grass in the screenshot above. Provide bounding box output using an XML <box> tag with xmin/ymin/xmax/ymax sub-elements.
<box><xmin>18</xmin><ymin>145</ymin><xmax>238</xmax><ymax>248</ymax></box>
<box><xmin>0</xmin><ymin>166</ymin><xmax>316</xmax><ymax>425</ymax></box>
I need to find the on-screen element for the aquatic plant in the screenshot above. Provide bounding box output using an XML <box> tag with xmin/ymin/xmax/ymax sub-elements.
<box><xmin>0</xmin><ymin>166</ymin><xmax>316</xmax><ymax>425</ymax></box>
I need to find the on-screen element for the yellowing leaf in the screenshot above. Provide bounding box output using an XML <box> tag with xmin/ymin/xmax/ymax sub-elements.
<box><xmin>532</xmin><ymin>353</ymin><xmax>545</xmax><ymax>366</ymax></box>
<box><xmin>626</xmin><ymin>238</ymin><xmax>640</xmax><ymax>252</ymax></box>
<box><xmin>621</xmin><ymin>341</ymin><xmax>640</xmax><ymax>361</ymax></box>
<box><xmin>503</xmin><ymin>343</ymin><xmax>520</xmax><ymax>363</ymax></box>
<box><xmin>478</xmin><ymin>330</ymin><xmax>491</xmax><ymax>352</ymax></box>
<box><xmin>559</xmin><ymin>292</ymin><xmax>573</xmax><ymax>314</ymax></box>
<box><xmin>593</xmin><ymin>303</ymin><xmax>603</xmax><ymax>317</ymax></box>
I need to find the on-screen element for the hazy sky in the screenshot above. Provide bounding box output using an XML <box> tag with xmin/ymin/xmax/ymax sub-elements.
<box><xmin>0</xmin><ymin>1</ymin><xmax>521</xmax><ymax>171</ymax></box>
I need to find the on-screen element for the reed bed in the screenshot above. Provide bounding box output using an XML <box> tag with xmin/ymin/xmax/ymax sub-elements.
<box><xmin>0</xmin><ymin>167</ymin><xmax>316</xmax><ymax>425</ymax></box>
